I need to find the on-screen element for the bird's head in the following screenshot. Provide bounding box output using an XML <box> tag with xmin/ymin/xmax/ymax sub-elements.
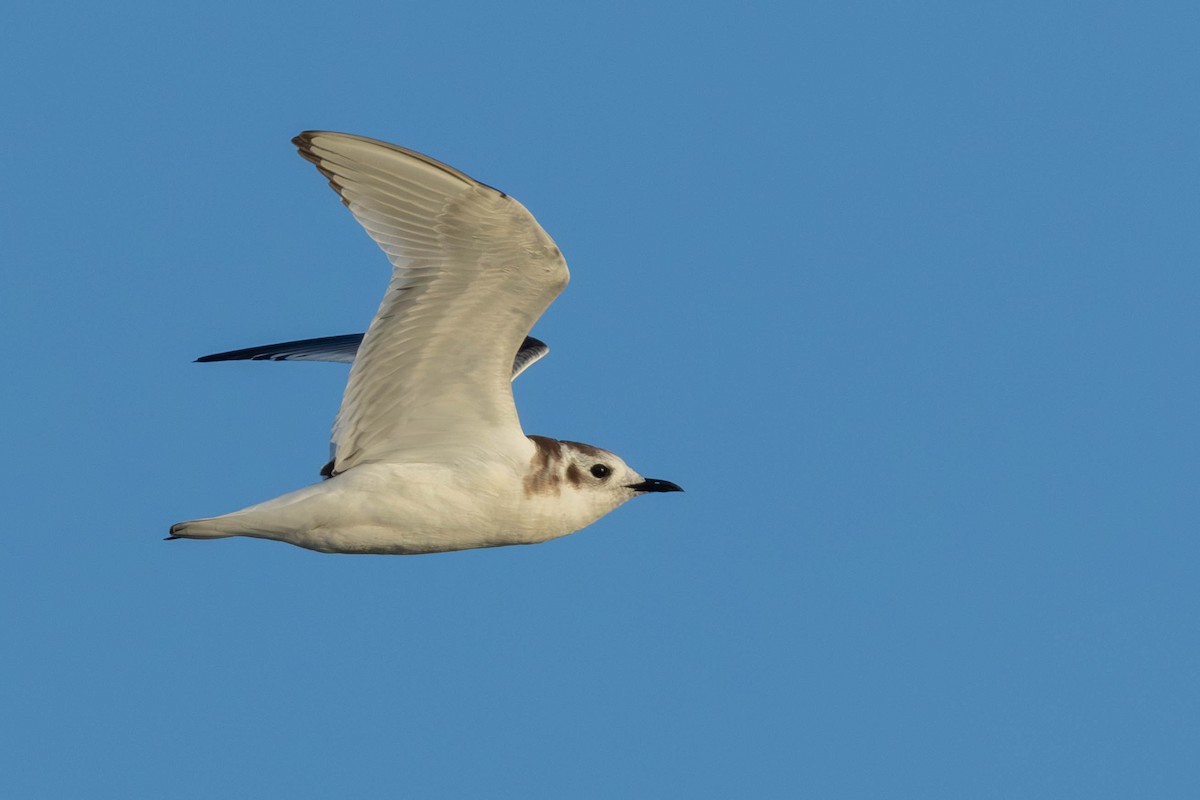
<box><xmin>524</xmin><ymin>436</ymin><xmax>683</xmax><ymax>522</ymax></box>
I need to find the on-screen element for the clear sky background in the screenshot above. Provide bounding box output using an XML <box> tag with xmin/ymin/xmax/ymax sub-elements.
<box><xmin>3</xmin><ymin>1</ymin><xmax>1197</xmax><ymax>797</ymax></box>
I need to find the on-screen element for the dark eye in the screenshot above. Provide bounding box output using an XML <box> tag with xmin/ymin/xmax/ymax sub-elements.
<box><xmin>590</xmin><ymin>464</ymin><xmax>611</xmax><ymax>479</ymax></box>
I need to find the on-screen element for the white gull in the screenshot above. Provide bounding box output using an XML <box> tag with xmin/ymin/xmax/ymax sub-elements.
<box><xmin>171</xmin><ymin>131</ymin><xmax>681</xmax><ymax>554</ymax></box>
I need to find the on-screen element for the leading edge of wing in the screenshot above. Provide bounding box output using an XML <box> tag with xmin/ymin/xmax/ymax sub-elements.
<box><xmin>293</xmin><ymin>130</ymin><xmax>509</xmax><ymax>204</ymax></box>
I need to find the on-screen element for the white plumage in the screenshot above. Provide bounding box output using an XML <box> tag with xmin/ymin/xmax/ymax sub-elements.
<box><xmin>172</xmin><ymin>132</ymin><xmax>681</xmax><ymax>555</ymax></box>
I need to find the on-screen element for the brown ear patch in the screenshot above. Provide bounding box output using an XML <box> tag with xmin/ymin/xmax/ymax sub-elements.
<box><xmin>565</xmin><ymin>463</ymin><xmax>584</xmax><ymax>487</ymax></box>
<box><xmin>525</xmin><ymin>436</ymin><xmax>564</xmax><ymax>496</ymax></box>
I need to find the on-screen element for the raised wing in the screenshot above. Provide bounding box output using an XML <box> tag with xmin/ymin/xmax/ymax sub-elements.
<box><xmin>294</xmin><ymin>132</ymin><xmax>568</xmax><ymax>472</ymax></box>
<box><xmin>196</xmin><ymin>333</ymin><xmax>550</xmax><ymax>378</ymax></box>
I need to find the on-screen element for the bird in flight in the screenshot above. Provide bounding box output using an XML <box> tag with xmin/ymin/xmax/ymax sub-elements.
<box><xmin>171</xmin><ymin>132</ymin><xmax>682</xmax><ymax>554</ymax></box>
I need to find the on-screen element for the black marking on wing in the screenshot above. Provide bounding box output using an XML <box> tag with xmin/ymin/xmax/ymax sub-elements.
<box><xmin>196</xmin><ymin>334</ymin><xmax>363</xmax><ymax>363</ymax></box>
<box><xmin>511</xmin><ymin>336</ymin><xmax>549</xmax><ymax>378</ymax></box>
<box><xmin>197</xmin><ymin>335</ymin><xmax>550</xmax><ymax>378</ymax></box>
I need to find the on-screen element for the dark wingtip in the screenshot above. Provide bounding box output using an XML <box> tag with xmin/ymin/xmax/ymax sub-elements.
<box><xmin>292</xmin><ymin>130</ymin><xmax>318</xmax><ymax>152</ymax></box>
<box><xmin>194</xmin><ymin>348</ymin><xmax>249</xmax><ymax>363</ymax></box>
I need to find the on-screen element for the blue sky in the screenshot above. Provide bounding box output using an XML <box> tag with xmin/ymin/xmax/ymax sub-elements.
<box><xmin>3</xmin><ymin>1</ymin><xmax>1198</xmax><ymax>797</ymax></box>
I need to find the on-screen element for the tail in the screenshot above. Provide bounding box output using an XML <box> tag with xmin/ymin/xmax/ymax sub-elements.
<box><xmin>167</xmin><ymin>482</ymin><xmax>330</xmax><ymax>544</ymax></box>
<box><xmin>166</xmin><ymin>517</ymin><xmax>241</xmax><ymax>541</ymax></box>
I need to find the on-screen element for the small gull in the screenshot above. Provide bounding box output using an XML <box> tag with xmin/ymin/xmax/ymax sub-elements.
<box><xmin>171</xmin><ymin>131</ymin><xmax>682</xmax><ymax>554</ymax></box>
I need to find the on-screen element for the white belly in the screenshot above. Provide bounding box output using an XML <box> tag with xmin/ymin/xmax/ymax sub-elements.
<box><xmin>201</xmin><ymin>461</ymin><xmax>587</xmax><ymax>555</ymax></box>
